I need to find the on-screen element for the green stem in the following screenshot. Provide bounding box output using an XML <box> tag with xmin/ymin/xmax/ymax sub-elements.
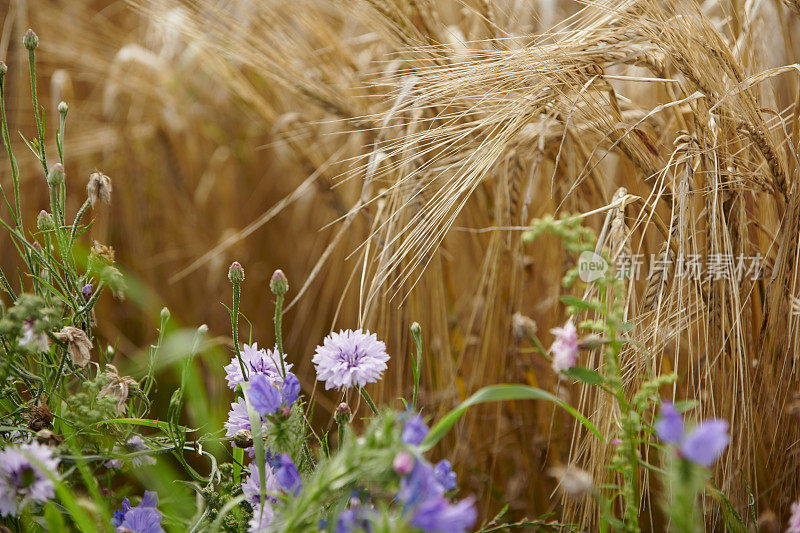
<box><xmin>231</xmin><ymin>281</ymin><xmax>247</xmax><ymax>381</ymax></box>
<box><xmin>27</xmin><ymin>48</ymin><xmax>47</xmax><ymax>176</ymax></box>
<box><xmin>274</xmin><ymin>293</ymin><xmax>286</xmax><ymax>376</ymax></box>
<box><xmin>359</xmin><ymin>387</ymin><xmax>379</xmax><ymax>416</ymax></box>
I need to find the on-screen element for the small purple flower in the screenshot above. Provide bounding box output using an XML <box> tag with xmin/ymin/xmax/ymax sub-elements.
<box><xmin>248</xmin><ymin>374</ymin><xmax>281</xmax><ymax>416</ymax></box>
<box><xmin>249</xmin><ymin>503</ymin><xmax>275</xmax><ymax>532</ymax></box>
<box><xmin>224</xmin><ymin>398</ymin><xmax>253</xmax><ymax>438</ymax></box>
<box><xmin>550</xmin><ymin>319</ymin><xmax>578</xmax><ymax>372</ymax></box>
<box><xmin>223</xmin><ymin>343</ymin><xmax>292</xmax><ymax>390</ymax></box>
<box><xmin>312</xmin><ymin>330</ymin><xmax>390</xmax><ymax>390</ymax></box>
<box><xmin>82</xmin><ymin>284</ymin><xmax>93</xmax><ymax>300</ymax></box>
<box><xmin>433</xmin><ymin>460</ymin><xmax>457</xmax><ymax>492</ymax></box>
<box><xmin>281</xmin><ymin>373</ymin><xmax>301</xmax><ymax>407</ymax></box>
<box><xmin>336</xmin><ymin>499</ymin><xmax>373</xmax><ymax>533</ymax></box>
<box><xmin>0</xmin><ymin>442</ymin><xmax>59</xmax><ymax>517</ymax></box>
<box><xmin>111</xmin><ymin>491</ymin><xmax>163</xmax><ymax>533</ymax></box>
<box><xmin>788</xmin><ymin>498</ymin><xmax>800</xmax><ymax>533</ymax></box>
<box><xmin>655</xmin><ymin>401</ymin><xmax>729</xmax><ymax>467</ymax></box>
<box><xmin>680</xmin><ymin>420</ymin><xmax>730</xmax><ymax>467</ymax></box>
<box><xmin>393</xmin><ymin>452</ymin><xmax>414</xmax><ymax>476</ymax></box>
<box><xmin>654</xmin><ymin>402</ymin><xmax>684</xmax><ymax>444</ymax></box>
<box><xmin>409</xmin><ymin>495</ymin><xmax>477</xmax><ymax>533</ymax></box>
<box><xmin>19</xmin><ymin>320</ymin><xmax>49</xmax><ymax>353</ymax></box>
<box><xmin>105</xmin><ymin>435</ymin><xmax>156</xmax><ymax>469</ymax></box>
<box><xmin>274</xmin><ymin>454</ymin><xmax>302</xmax><ymax>495</ymax></box>
<box><xmin>398</xmin><ymin>460</ymin><xmax>443</xmax><ymax>509</ymax></box>
<box><xmin>242</xmin><ymin>462</ymin><xmax>281</xmax><ymax>507</ymax></box>
<box><xmin>402</xmin><ymin>415</ymin><xmax>429</xmax><ymax>446</ymax></box>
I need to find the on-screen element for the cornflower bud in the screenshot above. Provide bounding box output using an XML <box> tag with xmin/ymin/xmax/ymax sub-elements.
<box><xmin>334</xmin><ymin>402</ymin><xmax>351</xmax><ymax>426</ymax></box>
<box><xmin>228</xmin><ymin>262</ymin><xmax>245</xmax><ymax>283</ymax></box>
<box><xmin>23</xmin><ymin>29</ymin><xmax>39</xmax><ymax>51</ymax></box>
<box><xmin>269</xmin><ymin>269</ymin><xmax>288</xmax><ymax>296</ymax></box>
<box><xmin>37</xmin><ymin>210</ymin><xmax>55</xmax><ymax>231</ymax></box>
<box><xmin>57</xmin><ymin>101</ymin><xmax>68</xmax><ymax>114</ymax></box>
<box><xmin>47</xmin><ymin>164</ymin><xmax>65</xmax><ymax>187</ymax></box>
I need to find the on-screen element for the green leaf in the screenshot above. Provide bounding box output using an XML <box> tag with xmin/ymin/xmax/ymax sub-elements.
<box><xmin>674</xmin><ymin>400</ymin><xmax>699</xmax><ymax>413</ymax></box>
<box><xmin>421</xmin><ymin>384</ymin><xmax>602</xmax><ymax>450</ymax></box>
<box><xmin>559</xmin><ymin>295</ymin><xmax>591</xmax><ymax>310</ymax></box>
<box><xmin>562</xmin><ymin>366</ymin><xmax>606</xmax><ymax>385</ymax></box>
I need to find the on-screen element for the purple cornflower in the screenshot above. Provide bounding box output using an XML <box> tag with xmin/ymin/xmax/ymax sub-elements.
<box><xmin>224</xmin><ymin>343</ymin><xmax>292</xmax><ymax>390</ymax></box>
<box><xmin>273</xmin><ymin>453</ymin><xmax>302</xmax><ymax>495</ymax></box>
<box><xmin>409</xmin><ymin>496</ymin><xmax>477</xmax><ymax>533</ymax></box>
<box><xmin>105</xmin><ymin>435</ymin><xmax>156</xmax><ymax>469</ymax></box>
<box><xmin>336</xmin><ymin>498</ymin><xmax>373</xmax><ymax>533</ymax></box>
<box><xmin>248</xmin><ymin>374</ymin><xmax>281</xmax><ymax>416</ymax></box>
<box><xmin>242</xmin><ymin>462</ymin><xmax>281</xmax><ymax>508</ymax></box>
<box><xmin>402</xmin><ymin>415</ymin><xmax>429</xmax><ymax>446</ymax></box>
<box><xmin>655</xmin><ymin>402</ymin><xmax>730</xmax><ymax>467</ymax></box>
<box><xmin>788</xmin><ymin>498</ymin><xmax>800</xmax><ymax>533</ymax></box>
<box><xmin>249</xmin><ymin>503</ymin><xmax>275</xmax><ymax>532</ymax></box>
<box><xmin>433</xmin><ymin>460</ymin><xmax>457</xmax><ymax>492</ymax></box>
<box><xmin>550</xmin><ymin>319</ymin><xmax>578</xmax><ymax>373</ymax></box>
<box><xmin>281</xmin><ymin>373</ymin><xmax>301</xmax><ymax>407</ymax></box>
<box><xmin>0</xmin><ymin>442</ymin><xmax>60</xmax><ymax>517</ymax></box>
<box><xmin>312</xmin><ymin>330</ymin><xmax>389</xmax><ymax>390</ymax></box>
<box><xmin>398</xmin><ymin>459</ymin><xmax>476</xmax><ymax>533</ymax></box>
<box><xmin>111</xmin><ymin>491</ymin><xmax>163</xmax><ymax>533</ymax></box>
<box><xmin>225</xmin><ymin>398</ymin><xmax>254</xmax><ymax>438</ymax></box>
<box><xmin>654</xmin><ymin>402</ymin><xmax>684</xmax><ymax>444</ymax></box>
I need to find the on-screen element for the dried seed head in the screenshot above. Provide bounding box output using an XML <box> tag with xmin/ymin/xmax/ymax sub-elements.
<box><xmin>99</xmin><ymin>364</ymin><xmax>139</xmax><ymax>413</ymax></box>
<box><xmin>549</xmin><ymin>465</ymin><xmax>593</xmax><ymax>498</ymax></box>
<box><xmin>269</xmin><ymin>269</ymin><xmax>288</xmax><ymax>296</ymax></box>
<box><xmin>512</xmin><ymin>313</ymin><xmax>537</xmax><ymax>343</ymax></box>
<box><xmin>23</xmin><ymin>29</ymin><xmax>39</xmax><ymax>51</ymax></box>
<box><xmin>47</xmin><ymin>164</ymin><xmax>65</xmax><ymax>187</ymax></box>
<box><xmin>90</xmin><ymin>241</ymin><xmax>116</xmax><ymax>264</ymax></box>
<box><xmin>228</xmin><ymin>261</ymin><xmax>245</xmax><ymax>283</ymax></box>
<box><xmin>58</xmin><ymin>101</ymin><xmax>68</xmax><ymax>115</ymax></box>
<box><xmin>87</xmin><ymin>172</ymin><xmax>112</xmax><ymax>206</ymax></box>
<box><xmin>54</xmin><ymin>326</ymin><xmax>93</xmax><ymax>368</ymax></box>
<box><xmin>233</xmin><ymin>429</ymin><xmax>253</xmax><ymax>449</ymax></box>
<box><xmin>37</xmin><ymin>210</ymin><xmax>55</xmax><ymax>232</ymax></box>
<box><xmin>35</xmin><ymin>429</ymin><xmax>63</xmax><ymax>447</ymax></box>
<box><xmin>26</xmin><ymin>404</ymin><xmax>53</xmax><ymax>431</ymax></box>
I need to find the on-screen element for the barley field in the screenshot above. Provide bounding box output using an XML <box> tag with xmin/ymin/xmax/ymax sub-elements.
<box><xmin>1</xmin><ymin>0</ymin><xmax>799</xmax><ymax>531</ymax></box>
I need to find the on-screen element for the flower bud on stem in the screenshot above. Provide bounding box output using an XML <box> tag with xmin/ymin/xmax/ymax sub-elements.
<box><xmin>270</xmin><ymin>269</ymin><xmax>288</xmax><ymax>377</ymax></box>
<box><xmin>228</xmin><ymin>262</ymin><xmax>248</xmax><ymax>383</ymax></box>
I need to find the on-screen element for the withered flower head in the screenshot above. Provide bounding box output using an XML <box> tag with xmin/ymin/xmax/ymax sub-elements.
<box><xmin>549</xmin><ymin>465</ymin><xmax>593</xmax><ymax>498</ymax></box>
<box><xmin>87</xmin><ymin>172</ymin><xmax>112</xmax><ymax>206</ymax></box>
<box><xmin>26</xmin><ymin>404</ymin><xmax>53</xmax><ymax>431</ymax></box>
<box><xmin>512</xmin><ymin>312</ymin><xmax>537</xmax><ymax>343</ymax></box>
<box><xmin>54</xmin><ymin>326</ymin><xmax>93</xmax><ymax>368</ymax></box>
<box><xmin>99</xmin><ymin>364</ymin><xmax>139</xmax><ymax>413</ymax></box>
<box><xmin>90</xmin><ymin>241</ymin><xmax>116</xmax><ymax>264</ymax></box>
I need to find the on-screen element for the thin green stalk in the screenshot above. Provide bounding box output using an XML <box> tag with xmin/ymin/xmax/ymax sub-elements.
<box><xmin>0</xmin><ymin>68</ymin><xmax>22</xmax><ymax>229</ymax></box>
<box><xmin>231</xmin><ymin>280</ymin><xmax>248</xmax><ymax>381</ymax></box>
<box><xmin>274</xmin><ymin>292</ymin><xmax>286</xmax><ymax>376</ymax></box>
<box><xmin>27</xmin><ymin>45</ymin><xmax>48</xmax><ymax>176</ymax></box>
<box><xmin>358</xmin><ymin>387</ymin><xmax>379</xmax><ymax>416</ymax></box>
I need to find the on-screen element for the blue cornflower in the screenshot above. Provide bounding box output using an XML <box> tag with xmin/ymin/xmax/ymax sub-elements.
<box><xmin>433</xmin><ymin>460</ymin><xmax>457</xmax><ymax>492</ymax></box>
<box><xmin>224</xmin><ymin>343</ymin><xmax>292</xmax><ymax>390</ymax></box>
<box><xmin>111</xmin><ymin>491</ymin><xmax>163</xmax><ymax>533</ymax></box>
<box><xmin>655</xmin><ymin>401</ymin><xmax>730</xmax><ymax>467</ymax></box>
<box><xmin>402</xmin><ymin>415</ymin><xmax>429</xmax><ymax>446</ymax></box>
<box><xmin>281</xmin><ymin>373</ymin><xmax>301</xmax><ymax>407</ymax></box>
<box><xmin>248</xmin><ymin>374</ymin><xmax>282</xmax><ymax>416</ymax></box>
<box><xmin>0</xmin><ymin>442</ymin><xmax>59</xmax><ymax>517</ymax></box>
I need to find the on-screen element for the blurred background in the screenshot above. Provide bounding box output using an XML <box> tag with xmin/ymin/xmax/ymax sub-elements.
<box><xmin>3</xmin><ymin>0</ymin><xmax>800</xmax><ymax>528</ymax></box>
